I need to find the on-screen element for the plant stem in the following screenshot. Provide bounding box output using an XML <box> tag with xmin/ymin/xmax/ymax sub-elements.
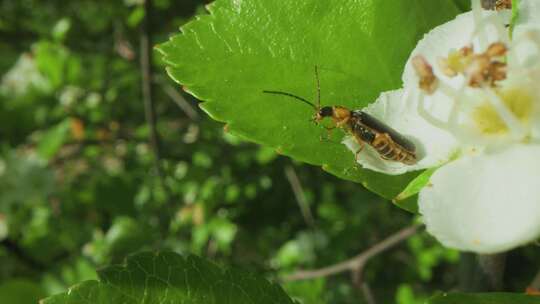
<box><xmin>478</xmin><ymin>253</ymin><xmax>506</xmax><ymax>291</ymax></box>
<box><xmin>459</xmin><ymin>252</ymin><xmax>507</xmax><ymax>291</ymax></box>
<box><xmin>140</xmin><ymin>0</ymin><xmax>162</xmax><ymax>177</ymax></box>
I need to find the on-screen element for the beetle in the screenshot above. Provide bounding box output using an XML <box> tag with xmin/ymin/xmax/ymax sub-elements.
<box><xmin>263</xmin><ymin>67</ymin><xmax>417</xmax><ymax>165</ymax></box>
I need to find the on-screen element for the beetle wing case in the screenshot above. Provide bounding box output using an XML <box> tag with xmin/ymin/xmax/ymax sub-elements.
<box><xmin>352</xmin><ymin>110</ymin><xmax>416</xmax><ymax>153</ymax></box>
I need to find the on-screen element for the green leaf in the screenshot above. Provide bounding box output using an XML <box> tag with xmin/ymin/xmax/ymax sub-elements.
<box><xmin>0</xmin><ymin>151</ymin><xmax>55</xmax><ymax>210</ymax></box>
<box><xmin>34</xmin><ymin>41</ymin><xmax>82</xmax><ymax>89</ymax></box>
<box><xmin>52</xmin><ymin>18</ymin><xmax>72</xmax><ymax>41</ymax></box>
<box><xmin>394</xmin><ymin>167</ymin><xmax>438</xmax><ymax>202</ymax></box>
<box><xmin>157</xmin><ymin>0</ymin><xmax>464</xmax><ymax>199</ymax></box>
<box><xmin>452</xmin><ymin>0</ymin><xmax>471</xmax><ymax>11</ymax></box>
<box><xmin>0</xmin><ymin>279</ymin><xmax>45</xmax><ymax>304</ymax></box>
<box><xmin>510</xmin><ymin>0</ymin><xmax>520</xmax><ymax>37</ymax></box>
<box><xmin>37</xmin><ymin>119</ymin><xmax>71</xmax><ymax>160</ymax></box>
<box><xmin>87</xmin><ymin>216</ymin><xmax>156</xmax><ymax>264</ymax></box>
<box><xmin>42</xmin><ymin>251</ymin><xmax>295</xmax><ymax>304</ymax></box>
<box><xmin>393</xmin><ymin>195</ymin><xmax>419</xmax><ymax>214</ymax></box>
<box><xmin>429</xmin><ymin>293</ymin><xmax>540</xmax><ymax>304</ymax></box>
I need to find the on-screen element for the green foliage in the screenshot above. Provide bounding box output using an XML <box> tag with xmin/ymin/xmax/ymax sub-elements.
<box><xmin>42</xmin><ymin>251</ymin><xmax>295</xmax><ymax>304</ymax></box>
<box><xmin>271</xmin><ymin>231</ymin><xmax>327</xmax><ymax>270</ymax></box>
<box><xmin>158</xmin><ymin>0</ymin><xmax>464</xmax><ymax>199</ymax></box>
<box><xmin>429</xmin><ymin>293</ymin><xmax>540</xmax><ymax>304</ymax></box>
<box><xmin>34</xmin><ymin>41</ymin><xmax>81</xmax><ymax>90</ymax></box>
<box><xmin>0</xmin><ymin>152</ymin><xmax>54</xmax><ymax>211</ymax></box>
<box><xmin>37</xmin><ymin>119</ymin><xmax>71</xmax><ymax>160</ymax></box>
<box><xmin>41</xmin><ymin>258</ymin><xmax>98</xmax><ymax>296</ymax></box>
<box><xmin>396</xmin><ymin>284</ymin><xmax>427</xmax><ymax>304</ymax></box>
<box><xmin>85</xmin><ymin>217</ymin><xmax>156</xmax><ymax>265</ymax></box>
<box><xmin>407</xmin><ymin>234</ymin><xmax>459</xmax><ymax>281</ymax></box>
<box><xmin>452</xmin><ymin>0</ymin><xmax>472</xmax><ymax>11</ymax></box>
<box><xmin>0</xmin><ymin>279</ymin><xmax>45</xmax><ymax>304</ymax></box>
<box><xmin>283</xmin><ymin>279</ymin><xmax>326</xmax><ymax>304</ymax></box>
<box><xmin>2</xmin><ymin>1</ymin><xmax>538</xmax><ymax>303</ymax></box>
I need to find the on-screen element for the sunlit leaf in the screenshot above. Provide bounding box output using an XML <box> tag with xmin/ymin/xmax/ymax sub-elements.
<box><xmin>158</xmin><ymin>0</ymin><xmax>465</xmax><ymax>199</ymax></box>
<box><xmin>394</xmin><ymin>167</ymin><xmax>438</xmax><ymax>202</ymax></box>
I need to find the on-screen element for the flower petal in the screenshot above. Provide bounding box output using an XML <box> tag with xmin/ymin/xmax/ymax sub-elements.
<box><xmin>419</xmin><ymin>144</ymin><xmax>540</xmax><ymax>254</ymax></box>
<box><xmin>514</xmin><ymin>0</ymin><xmax>540</xmax><ymax>33</ymax></box>
<box><xmin>510</xmin><ymin>0</ymin><xmax>540</xmax><ymax>71</ymax></box>
<box><xmin>402</xmin><ymin>10</ymin><xmax>507</xmax><ymax>89</ymax></box>
<box><xmin>343</xmin><ymin>89</ymin><xmax>458</xmax><ymax>175</ymax></box>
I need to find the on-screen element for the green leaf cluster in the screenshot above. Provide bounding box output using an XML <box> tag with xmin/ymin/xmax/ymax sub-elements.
<box><xmin>1</xmin><ymin>0</ymin><xmax>538</xmax><ymax>303</ymax></box>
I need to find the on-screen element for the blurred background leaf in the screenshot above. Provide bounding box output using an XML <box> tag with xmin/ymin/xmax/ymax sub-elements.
<box><xmin>0</xmin><ymin>279</ymin><xmax>46</xmax><ymax>304</ymax></box>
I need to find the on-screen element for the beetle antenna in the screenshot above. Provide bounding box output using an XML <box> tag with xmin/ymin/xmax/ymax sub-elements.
<box><xmin>314</xmin><ymin>66</ymin><xmax>321</xmax><ymax>110</ymax></box>
<box><xmin>262</xmin><ymin>90</ymin><xmax>317</xmax><ymax>110</ymax></box>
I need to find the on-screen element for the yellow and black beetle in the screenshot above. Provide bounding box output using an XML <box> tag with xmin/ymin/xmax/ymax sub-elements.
<box><xmin>263</xmin><ymin>67</ymin><xmax>417</xmax><ymax>165</ymax></box>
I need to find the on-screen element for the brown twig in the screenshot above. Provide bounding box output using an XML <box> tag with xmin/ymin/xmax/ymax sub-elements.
<box><xmin>458</xmin><ymin>252</ymin><xmax>507</xmax><ymax>292</ymax></box>
<box><xmin>284</xmin><ymin>165</ymin><xmax>316</xmax><ymax>229</ymax></box>
<box><xmin>0</xmin><ymin>238</ymin><xmax>70</xmax><ymax>271</ymax></box>
<box><xmin>478</xmin><ymin>253</ymin><xmax>506</xmax><ymax>291</ymax></box>
<box><xmin>140</xmin><ymin>0</ymin><xmax>162</xmax><ymax>177</ymax></box>
<box><xmin>283</xmin><ymin>224</ymin><xmax>421</xmax><ymax>281</ymax></box>
<box><xmin>0</xmin><ymin>239</ymin><xmax>46</xmax><ymax>271</ymax></box>
<box><xmin>359</xmin><ymin>282</ymin><xmax>377</xmax><ymax>304</ymax></box>
<box><xmin>155</xmin><ymin>75</ymin><xmax>200</xmax><ymax>121</ymax></box>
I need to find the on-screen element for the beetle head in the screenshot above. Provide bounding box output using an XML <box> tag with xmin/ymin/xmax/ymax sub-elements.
<box><xmin>313</xmin><ymin>106</ymin><xmax>333</xmax><ymax>124</ymax></box>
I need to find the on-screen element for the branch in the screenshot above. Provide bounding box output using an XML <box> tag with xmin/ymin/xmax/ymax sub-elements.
<box><xmin>0</xmin><ymin>239</ymin><xmax>46</xmax><ymax>271</ymax></box>
<box><xmin>154</xmin><ymin>75</ymin><xmax>200</xmax><ymax>121</ymax></box>
<box><xmin>283</xmin><ymin>224</ymin><xmax>421</xmax><ymax>281</ymax></box>
<box><xmin>0</xmin><ymin>238</ymin><xmax>70</xmax><ymax>271</ymax></box>
<box><xmin>140</xmin><ymin>0</ymin><xmax>162</xmax><ymax>176</ymax></box>
<box><xmin>358</xmin><ymin>282</ymin><xmax>376</xmax><ymax>304</ymax></box>
<box><xmin>478</xmin><ymin>253</ymin><xmax>506</xmax><ymax>291</ymax></box>
<box><xmin>284</xmin><ymin>165</ymin><xmax>315</xmax><ymax>229</ymax></box>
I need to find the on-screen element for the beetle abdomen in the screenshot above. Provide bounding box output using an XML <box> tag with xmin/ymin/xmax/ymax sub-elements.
<box><xmin>372</xmin><ymin>133</ymin><xmax>417</xmax><ymax>165</ymax></box>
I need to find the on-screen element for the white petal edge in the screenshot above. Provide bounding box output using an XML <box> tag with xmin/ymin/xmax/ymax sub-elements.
<box><xmin>514</xmin><ymin>0</ymin><xmax>540</xmax><ymax>35</ymax></box>
<box><xmin>510</xmin><ymin>0</ymin><xmax>540</xmax><ymax>141</ymax></box>
<box><xmin>419</xmin><ymin>144</ymin><xmax>540</xmax><ymax>254</ymax></box>
<box><xmin>342</xmin><ymin>89</ymin><xmax>459</xmax><ymax>175</ymax></box>
<box><xmin>511</xmin><ymin>0</ymin><xmax>540</xmax><ymax>71</ymax></box>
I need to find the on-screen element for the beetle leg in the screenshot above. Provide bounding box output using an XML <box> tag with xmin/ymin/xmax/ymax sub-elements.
<box><xmin>355</xmin><ymin>144</ymin><xmax>365</xmax><ymax>161</ymax></box>
<box><xmin>336</xmin><ymin>117</ymin><xmax>350</xmax><ymax>128</ymax></box>
<box><xmin>352</xmin><ymin>135</ymin><xmax>365</xmax><ymax>161</ymax></box>
<box><xmin>322</xmin><ymin>125</ymin><xmax>336</xmax><ymax>141</ymax></box>
<box><xmin>319</xmin><ymin>126</ymin><xmax>336</xmax><ymax>141</ymax></box>
<box><xmin>397</xmin><ymin>152</ymin><xmax>407</xmax><ymax>162</ymax></box>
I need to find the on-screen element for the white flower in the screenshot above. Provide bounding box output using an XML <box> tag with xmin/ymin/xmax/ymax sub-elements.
<box><xmin>0</xmin><ymin>54</ymin><xmax>49</xmax><ymax>96</ymax></box>
<box><xmin>344</xmin><ymin>0</ymin><xmax>540</xmax><ymax>253</ymax></box>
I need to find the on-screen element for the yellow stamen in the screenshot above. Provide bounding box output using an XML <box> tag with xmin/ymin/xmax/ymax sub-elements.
<box><xmin>472</xmin><ymin>87</ymin><xmax>533</xmax><ymax>135</ymax></box>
